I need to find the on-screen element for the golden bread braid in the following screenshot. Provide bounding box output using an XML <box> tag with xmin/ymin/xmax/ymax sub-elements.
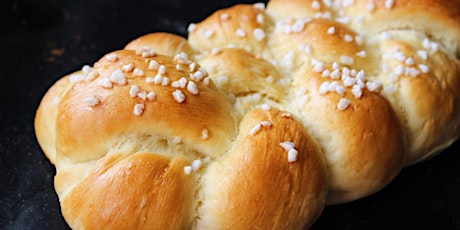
<box><xmin>36</xmin><ymin>41</ymin><xmax>328</xmax><ymax>229</ymax></box>
<box><xmin>34</xmin><ymin>0</ymin><xmax>460</xmax><ymax>229</ymax></box>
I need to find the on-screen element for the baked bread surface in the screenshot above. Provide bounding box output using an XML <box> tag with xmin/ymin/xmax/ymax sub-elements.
<box><xmin>35</xmin><ymin>0</ymin><xmax>460</xmax><ymax>228</ymax></box>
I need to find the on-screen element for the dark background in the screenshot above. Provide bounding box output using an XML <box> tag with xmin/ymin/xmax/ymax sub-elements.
<box><xmin>1</xmin><ymin>0</ymin><xmax>459</xmax><ymax>229</ymax></box>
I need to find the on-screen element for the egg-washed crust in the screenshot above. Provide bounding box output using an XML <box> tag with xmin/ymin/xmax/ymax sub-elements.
<box><xmin>35</xmin><ymin>0</ymin><xmax>460</xmax><ymax>229</ymax></box>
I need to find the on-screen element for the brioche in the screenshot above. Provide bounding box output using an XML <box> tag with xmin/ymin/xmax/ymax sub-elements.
<box><xmin>35</xmin><ymin>0</ymin><xmax>460</xmax><ymax>229</ymax></box>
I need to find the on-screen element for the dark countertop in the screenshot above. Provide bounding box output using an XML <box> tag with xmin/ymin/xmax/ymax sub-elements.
<box><xmin>1</xmin><ymin>0</ymin><xmax>459</xmax><ymax>229</ymax></box>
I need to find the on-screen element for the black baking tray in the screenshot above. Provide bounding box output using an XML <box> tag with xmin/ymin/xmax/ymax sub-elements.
<box><xmin>1</xmin><ymin>0</ymin><xmax>459</xmax><ymax>229</ymax></box>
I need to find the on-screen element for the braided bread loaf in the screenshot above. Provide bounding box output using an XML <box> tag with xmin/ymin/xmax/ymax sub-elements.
<box><xmin>34</xmin><ymin>0</ymin><xmax>460</xmax><ymax>229</ymax></box>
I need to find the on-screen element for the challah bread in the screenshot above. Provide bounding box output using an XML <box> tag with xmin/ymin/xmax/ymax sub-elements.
<box><xmin>36</xmin><ymin>46</ymin><xmax>328</xmax><ymax>229</ymax></box>
<box><xmin>263</xmin><ymin>0</ymin><xmax>460</xmax><ymax>166</ymax></box>
<box><xmin>127</xmin><ymin>30</ymin><xmax>404</xmax><ymax>204</ymax></box>
<box><xmin>186</xmin><ymin>0</ymin><xmax>460</xmax><ymax>202</ymax></box>
<box><xmin>34</xmin><ymin>0</ymin><xmax>460</xmax><ymax>228</ymax></box>
<box><xmin>186</xmin><ymin>3</ymin><xmax>406</xmax><ymax>204</ymax></box>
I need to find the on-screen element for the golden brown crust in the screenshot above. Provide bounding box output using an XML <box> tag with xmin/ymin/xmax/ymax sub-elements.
<box><xmin>266</xmin><ymin>0</ymin><xmax>328</xmax><ymax>21</ymax></box>
<box><xmin>60</xmin><ymin>154</ymin><xmax>194</xmax><ymax>230</ymax></box>
<box><xmin>293</xmin><ymin>68</ymin><xmax>405</xmax><ymax>204</ymax></box>
<box><xmin>34</xmin><ymin>0</ymin><xmax>460</xmax><ymax>228</ymax></box>
<box><xmin>367</xmin><ymin>31</ymin><xmax>460</xmax><ymax>165</ymax></box>
<box><xmin>35</xmin><ymin>72</ymin><xmax>83</xmax><ymax>163</ymax></box>
<box><xmin>263</xmin><ymin>0</ymin><xmax>460</xmax><ymax>168</ymax></box>
<box><xmin>56</xmin><ymin>50</ymin><xmax>236</xmax><ymax>162</ymax></box>
<box><xmin>198</xmin><ymin>108</ymin><xmax>327</xmax><ymax>229</ymax></box>
<box><xmin>37</xmin><ymin>48</ymin><xmax>327</xmax><ymax>229</ymax></box>
<box><xmin>345</xmin><ymin>0</ymin><xmax>460</xmax><ymax>55</ymax></box>
<box><xmin>188</xmin><ymin>4</ymin><xmax>270</xmax><ymax>55</ymax></box>
<box><xmin>268</xmin><ymin>18</ymin><xmax>367</xmax><ymax>71</ymax></box>
<box><xmin>125</xmin><ymin>32</ymin><xmax>197</xmax><ymax>57</ymax></box>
